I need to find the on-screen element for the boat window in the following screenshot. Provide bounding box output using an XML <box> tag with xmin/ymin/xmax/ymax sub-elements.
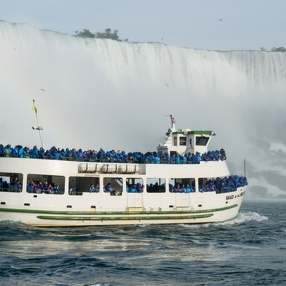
<box><xmin>169</xmin><ymin>178</ymin><xmax>196</xmax><ymax>193</ymax></box>
<box><xmin>0</xmin><ymin>172</ymin><xmax>23</xmax><ymax>193</ymax></box>
<box><xmin>198</xmin><ymin>177</ymin><xmax>217</xmax><ymax>192</ymax></box>
<box><xmin>147</xmin><ymin>178</ymin><xmax>166</xmax><ymax>193</ymax></box>
<box><xmin>27</xmin><ymin>174</ymin><xmax>65</xmax><ymax>195</ymax></box>
<box><xmin>103</xmin><ymin>177</ymin><xmax>123</xmax><ymax>196</ymax></box>
<box><xmin>69</xmin><ymin>176</ymin><xmax>100</xmax><ymax>195</ymax></box>
<box><xmin>196</xmin><ymin>136</ymin><xmax>209</xmax><ymax>146</ymax></box>
<box><xmin>173</xmin><ymin>137</ymin><xmax>177</xmax><ymax>146</ymax></box>
<box><xmin>199</xmin><ymin>176</ymin><xmax>245</xmax><ymax>193</ymax></box>
<box><xmin>126</xmin><ymin>178</ymin><xmax>144</xmax><ymax>193</ymax></box>
<box><xmin>179</xmin><ymin>137</ymin><xmax>186</xmax><ymax>146</ymax></box>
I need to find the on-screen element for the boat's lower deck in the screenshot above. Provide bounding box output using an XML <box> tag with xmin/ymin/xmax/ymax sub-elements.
<box><xmin>0</xmin><ymin>187</ymin><xmax>246</xmax><ymax>226</ymax></box>
<box><xmin>0</xmin><ymin>158</ymin><xmax>247</xmax><ymax>226</ymax></box>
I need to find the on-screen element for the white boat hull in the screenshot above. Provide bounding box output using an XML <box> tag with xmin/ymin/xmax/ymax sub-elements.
<box><xmin>0</xmin><ymin>156</ymin><xmax>247</xmax><ymax>227</ymax></box>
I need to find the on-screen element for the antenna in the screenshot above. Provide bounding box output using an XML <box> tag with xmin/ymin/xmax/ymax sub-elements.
<box><xmin>164</xmin><ymin>114</ymin><xmax>176</xmax><ymax>131</ymax></box>
<box><xmin>32</xmin><ymin>99</ymin><xmax>44</xmax><ymax>149</ymax></box>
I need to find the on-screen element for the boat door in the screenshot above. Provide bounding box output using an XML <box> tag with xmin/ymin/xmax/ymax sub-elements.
<box><xmin>170</xmin><ymin>178</ymin><xmax>193</xmax><ymax>209</ymax></box>
<box><xmin>175</xmin><ymin>193</ymin><xmax>190</xmax><ymax>209</ymax></box>
<box><xmin>127</xmin><ymin>193</ymin><xmax>143</xmax><ymax>209</ymax></box>
<box><xmin>126</xmin><ymin>178</ymin><xmax>143</xmax><ymax>210</ymax></box>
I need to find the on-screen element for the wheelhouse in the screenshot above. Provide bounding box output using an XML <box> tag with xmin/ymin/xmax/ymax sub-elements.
<box><xmin>157</xmin><ymin>129</ymin><xmax>215</xmax><ymax>156</ymax></box>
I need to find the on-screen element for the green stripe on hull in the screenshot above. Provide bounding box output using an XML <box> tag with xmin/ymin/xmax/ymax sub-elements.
<box><xmin>37</xmin><ymin>214</ymin><xmax>213</xmax><ymax>221</ymax></box>
<box><xmin>0</xmin><ymin>204</ymin><xmax>237</xmax><ymax>215</ymax></box>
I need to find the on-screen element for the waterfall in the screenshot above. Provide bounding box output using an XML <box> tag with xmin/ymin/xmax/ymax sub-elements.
<box><xmin>1</xmin><ymin>21</ymin><xmax>286</xmax><ymax>197</ymax></box>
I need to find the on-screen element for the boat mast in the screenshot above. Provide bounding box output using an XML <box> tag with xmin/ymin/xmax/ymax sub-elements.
<box><xmin>32</xmin><ymin>99</ymin><xmax>44</xmax><ymax>149</ymax></box>
<box><xmin>165</xmin><ymin>114</ymin><xmax>176</xmax><ymax>132</ymax></box>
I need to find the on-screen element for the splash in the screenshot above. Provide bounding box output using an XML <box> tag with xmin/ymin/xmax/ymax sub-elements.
<box><xmin>1</xmin><ymin>21</ymin><xmax>286</xmax><ymax>196</ymax></box>
<box><xmin>180</xmin><ymin>211</ymin><xmax>268</xmax><ymax>230</ymax></box>
<box><xmin>216</xmin><ymin>211</ymin><xmax>268</xmax><ymax>225</ymax></box>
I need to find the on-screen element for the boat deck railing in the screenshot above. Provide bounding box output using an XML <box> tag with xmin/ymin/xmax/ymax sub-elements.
<box><xmin>0</xmin><ymin>148</ymin><xmax>227</xmax><ymax>164</ymax></box>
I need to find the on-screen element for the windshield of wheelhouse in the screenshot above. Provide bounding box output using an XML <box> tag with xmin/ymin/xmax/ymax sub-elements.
<box><xmin>196</xmin><ymin>136</ymin><xmax>209</xmax><ymax>146</ymax></box>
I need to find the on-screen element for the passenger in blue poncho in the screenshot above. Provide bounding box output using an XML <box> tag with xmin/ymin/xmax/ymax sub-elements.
<box><xmin>89</xmin><ymin>184</ymin><xmax>99</xmax><ymax>193</ymax></box>
<box><xmin>29</xmin><ymin>146</ymin><xmax>39</xmax><ymax>158</ymax></box>
<box><xmin>104</xmin><ymin>183</ymin><xmax>113</xmax><ymax>193</ymax></box>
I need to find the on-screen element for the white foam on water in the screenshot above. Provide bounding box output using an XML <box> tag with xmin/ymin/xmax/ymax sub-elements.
<box><xmin>179</xmin><ymin>211</ymin><xmax>268</xmax><ymax>230</ymax></box>
<box><xmin>216</xmin><ymin>211</ymin><xmax>268</xmax><ymax>226</ymax></box>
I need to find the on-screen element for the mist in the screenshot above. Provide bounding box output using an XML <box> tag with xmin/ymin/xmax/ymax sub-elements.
<box><xmin>1</xmin><ymin>21</ymin><xmax>286</xmax><ymax>198</ymax></box>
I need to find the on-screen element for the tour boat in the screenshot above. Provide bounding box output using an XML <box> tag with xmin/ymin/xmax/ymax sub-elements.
<box><xmin>0</xmin><ymin>114</ymin><xmax>247</xmax><ymax>227</ymax></box>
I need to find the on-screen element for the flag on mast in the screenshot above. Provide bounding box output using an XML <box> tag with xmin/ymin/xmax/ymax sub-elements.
<box><xmin>32</xmin><ymin>99</ymin><xmax>44</xmax><ymax>149</ymax></box>
<box><xmin>32</xmin><ymin>99</ymin><xmax>38</xmax><ymax>114</ymax></box>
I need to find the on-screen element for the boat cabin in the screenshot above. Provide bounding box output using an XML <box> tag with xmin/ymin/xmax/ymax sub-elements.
<box><xmin>157</xmin><ymin>116</ymin><xmax>215</xmax><ymax>156</ymax></box>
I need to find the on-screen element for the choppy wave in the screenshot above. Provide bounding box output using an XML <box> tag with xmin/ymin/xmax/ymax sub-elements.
<box><xmin>218</xmin><ymin>211</ymin><xmax>268</xmax><ymax>224</ymax></box>
<box><xmin>179</xmin><ymin>210</ymin><xmax>268</xmax><ymax>231</ymax></box>
<box><xmin>0</xmin><ymin>201</ymin><xmax>285</xmax><ymax>286</ymax></box>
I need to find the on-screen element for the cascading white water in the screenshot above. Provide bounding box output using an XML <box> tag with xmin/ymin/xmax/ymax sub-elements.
<box><xmin>1</xmin><ymin>21</ymin><xmax>286</xmax><ymax>197</ymax></box>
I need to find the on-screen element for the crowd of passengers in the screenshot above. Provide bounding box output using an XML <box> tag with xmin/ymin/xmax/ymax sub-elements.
<box><xmin>0</xmin><ymin>179</ymin><xmax>64</xmax><ymax>194</ymax></box>
<box><xmin>0</xmin><ymin>174</ymin><xmax>247</xmax><ymax>194</ymax></box>
<box><xmin>91</xmin><ymin>175</ymin><xmax>247</xmax><ymax>194</ymax></box>
<box><xmin>199</xmin><ymin>175</ymin><xmax>248</xmax><ymax>193</ymax></box>
<box><xmin>133</xmin><ymin>175</ymin><xmax>248</xmax><ymax>193</ymax></box>
<box><xmin>0</xmin><ymin>144</ymin><xmax>227</xmax><ymax>164</ymax></box>
<box><xmin>26</xmin><ymin>179</ymin><xmax>63</xmax><ymax>194</ymax></box>
<box><xmin>0</xmin><ymin>179</ymin><xmax>22</xmax><ymax>192</ymax></box>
